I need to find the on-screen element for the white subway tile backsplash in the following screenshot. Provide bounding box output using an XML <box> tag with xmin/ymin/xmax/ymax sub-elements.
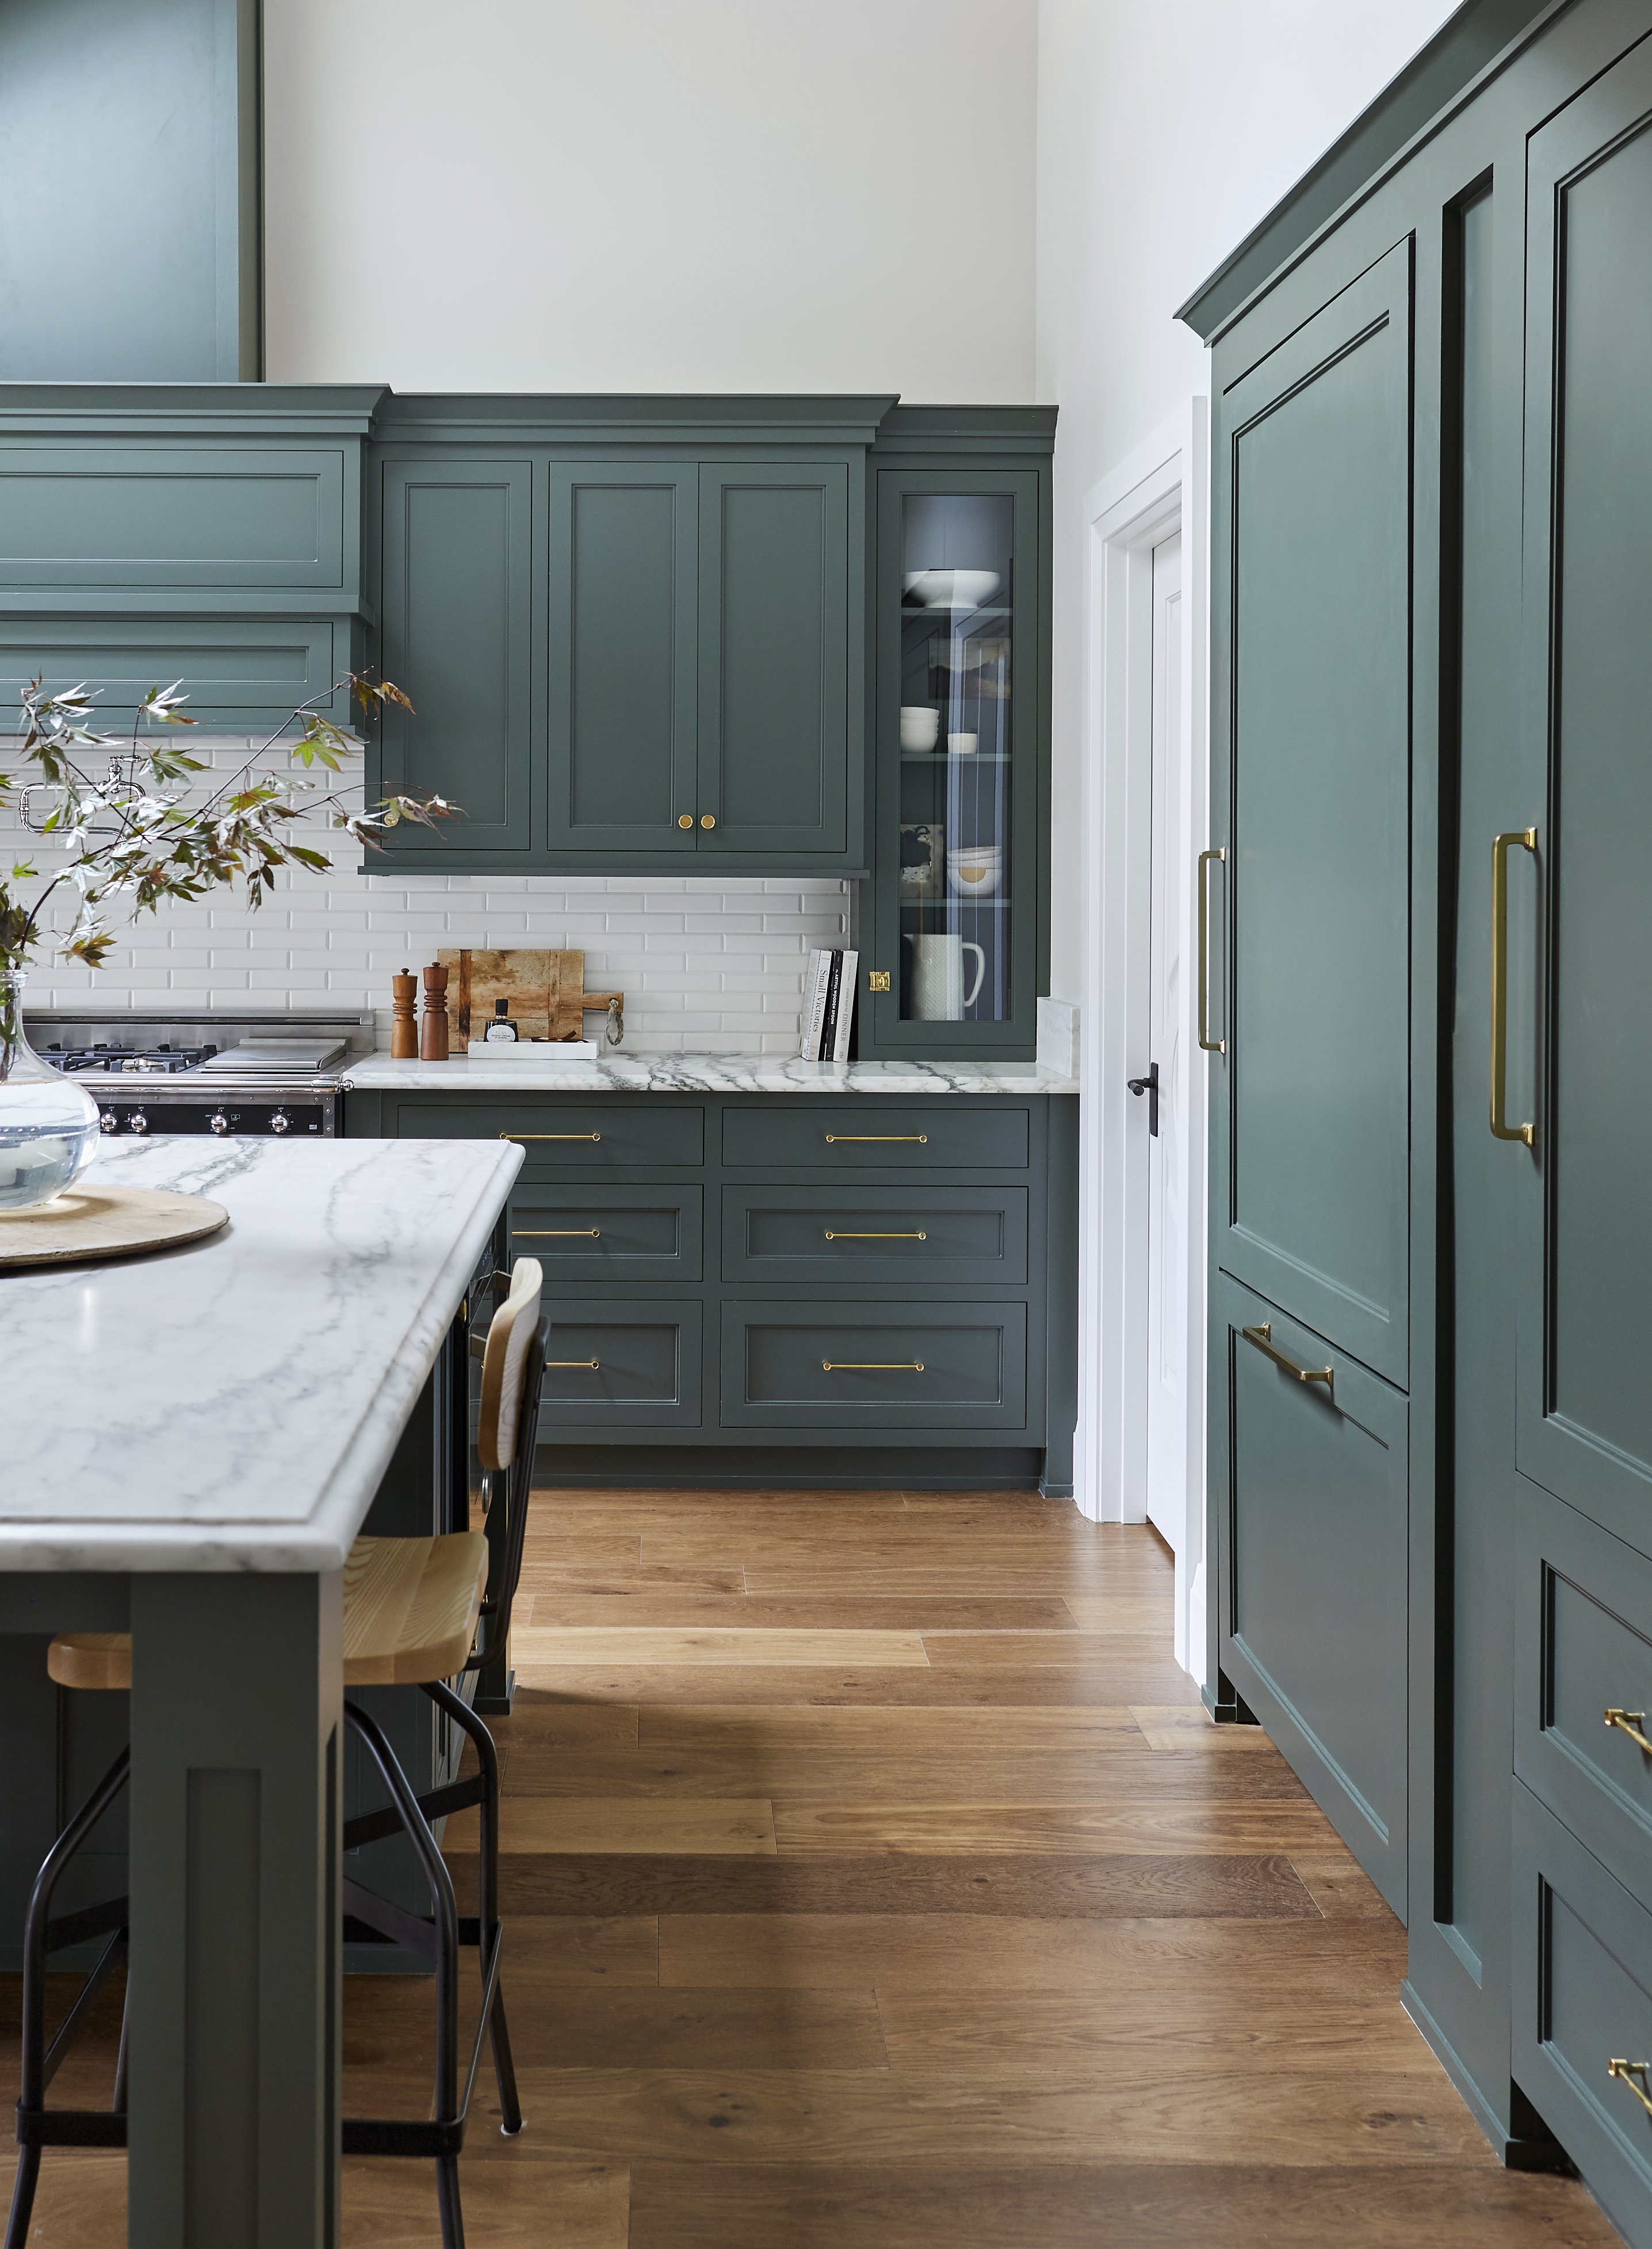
<box><xmin>2</xmin><ymin>735</ymin><xmax>850</xmax><ymax>1049</ymax></box>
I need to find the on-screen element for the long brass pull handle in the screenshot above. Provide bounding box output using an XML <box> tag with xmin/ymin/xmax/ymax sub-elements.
<box><xmin>1609</xmin><ymin>2060</ymin><xmax>1652</xmax><ymax>2120</ymax></box>
<box><xmin>517</xmin><ymin>1228</ymin><xmax>601</xmax><ymax>1238</ymax></box>
<box><xmin>1242</xmin><ymin>1321</ymin><xmax>1333</xmax><ymax>1392</ymax></box>
<box><xmin>1605</xmin><ymin>1708</ymin><xmax>1652</xmax><ymax>1756</ymax></box>
<box><xmin>1491</xmin><ymin>827</ymin><xmax>1538</xmax><ymax>1145</ymax></box>
<box><xmin>500</xmin><ymin>1132</ymin><xmax>601</xmax><ymax>1142</ymax></box>
<box><xmin>1198</xmin><ymin>847</ymin><xmax>1225</xmax><ymax>1055</ymax></box>
<box><xmin>822</xmin><ymin>1360</ymin><xmax>926</xmax><ymax>1372</ymax></box>
<box><xmin>824</xmin><ymin>1230</ymin><xmax>927</xmax><ymax>1240</ymax></box>
<box><xmin>824</xmin><ymin>1134</ymin><xmax>927</xmax><ymax>1144</ymax></box>
<box><xmin>546</xmin><ymin>1359</ymin><xmax>601</xmax><ymax>1369</ymax></box>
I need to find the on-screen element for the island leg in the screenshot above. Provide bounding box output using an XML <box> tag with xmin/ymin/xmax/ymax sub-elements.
<box><xmin>126</xmin><ymin>1572</ymin><xmax>343</xmax><ymax>2249</ymax></box>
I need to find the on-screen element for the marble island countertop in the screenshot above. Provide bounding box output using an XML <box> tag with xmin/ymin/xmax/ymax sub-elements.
<box><xmin>343</xmin><ymin>1052</ymin><xmax>1080</xmax><ymax>1095</ymax></box>
<box><xmin>0</xmin><ymin>1133</ymin><xmax>521</xmax><ymax>1572</ymax></box>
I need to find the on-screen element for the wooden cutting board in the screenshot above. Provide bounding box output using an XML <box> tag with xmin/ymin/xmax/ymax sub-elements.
<box><xmin>0</xmin><ymin>1184</ymin><xmax>229</xmax><ymax>1268</ymax></box>
<box><xmin>438</xmin><ymin>949</ymin><xmax>580</xmax><ymax>1043</ymax></box>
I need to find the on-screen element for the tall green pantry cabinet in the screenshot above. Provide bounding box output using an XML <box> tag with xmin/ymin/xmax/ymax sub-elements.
<box><xmin>1183</xmin><ymin>0</ymin><xmax>1652</xmax><ymax>2233</ymax></box>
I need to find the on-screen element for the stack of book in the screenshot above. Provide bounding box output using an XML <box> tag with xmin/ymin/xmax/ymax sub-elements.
<box><xmin>800</xmin><ymin>947</ymin><xmax>859</xmax><ymax>1061</ymax></box>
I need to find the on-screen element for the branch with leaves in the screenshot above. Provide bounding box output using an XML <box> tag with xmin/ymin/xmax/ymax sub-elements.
<box><xmin>1</xmin><ymin>671</ymin><xmax>453</xmax><ymax>982</ymax></box>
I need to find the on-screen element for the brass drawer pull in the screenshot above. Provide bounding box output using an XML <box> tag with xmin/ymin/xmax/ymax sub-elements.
<box><xmin>517</xmin><ymin>1228</ymin><xmax>601</xmax><ymax>1238</ymax></box>
<box><xmin>500</xmin><ymin>1132</ymin><xmax>601</xmax><ymax>1142</ymax></box>
<box><xmin>822</xmin><ymin>1360</ymin><xmax>925</xmax><ymax>1373</ymax></box>
<box><xmin>824</xmin><ymin>1230</ymin><xmax>926</xmax><ymax>1240</ymax></box>
<box><xmin>1490</xmin><ymin>827</ymin><xmax>1538</xmax><ymax>1145</ymax></box>
<box><xmin>824</xmin><ymin>1133</ymin><xmax>927</xmax><ymax>1144</ymax></box>
<box><xmin>1605</xmin><ymin>1708</ymin><xmax>1652</xmax><ymax>1756</ymax></box>
<box><xmin>1242</xmin><ymin>1322</ymin><xmax>1333</xmax><ymax>1392</ymax></box>
<box><xmin>1609</xmin><ymin>2060</ymin><xmax>1652</xmax><ymax>2120</ymax></box>
<box><xmin>546</xmin><ymin>1359</ymin><xmax>601</xmax><ymax>1370</ymax></box>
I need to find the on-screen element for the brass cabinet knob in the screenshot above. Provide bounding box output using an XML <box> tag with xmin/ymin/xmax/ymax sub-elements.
<box><xmin>701</xmin><ymin>814</ymin><xmax>716</xmax><ymax>829</ymax></box>
<box><xmin>678</xmin><ymin>814</ymin><xmax>694</xmax><ymax>829</ymax></box>
<box><xmin>867</xmin><ymin>970</ymin><xmax>892</xmax><ymax>992</ymax></box>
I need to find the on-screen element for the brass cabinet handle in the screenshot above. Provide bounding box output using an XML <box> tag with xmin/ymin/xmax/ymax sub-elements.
<box><xmin>500</xmin><ymin>1132</ymin><xmax>601</xmax><ymax>1142</ymax></box>
<box><xmin>546</xmin><ymin>1359</ymin><xmax>601</xmax><ymax>1369</ymax></box>
<box><xmin>1198</xmin><ymin>847</ymin><xmax>1226</xmax><ymax>1054</ymax></box>
<box><xmin>517</xmin><ymin>1228</ymin><xmax>601</xmax><ymax>1238</ymax></box>
<box><xmin>1609</xmin><ymin>2060</ymin><xmax>1652</xmax><ymax>2120</ymax></box>
<box><xmin>701</xmin><ymin>814</ymin><xmax>716</xmax><ymax>829</ymax></box>
<box><xmin>1605</xmin><ymin>1708</ymin><xmax>1652</xmax><ymax>1756</ymax></box>
<box><xmin>824</xmin><ymin>1230</ymin><xmax>926</xmax><ymax>1240</ymax></box>
<box><xmin>1242</xmin><ymin>1321</ymin><xmax>1333</xmax><ymax>1392</ymax></box>
<box><xmin>678</xmin><ymin>814</ymin><xmax>694</xmax><ymax>828</ymax></box>
<box><xmin>824</xmin><ymin>1133</ymin><xmax>927</xmax><ymax>1144</ymax></box>
<box><xmin>822</xmin><ymin>1360</ymin><xmax>925</xmax><ymax>1372</ymax></box>
<box><xmin>1491</xmin><ymin>827</ymin><xmax>1538</xmax><ymax>1145</ymax></box>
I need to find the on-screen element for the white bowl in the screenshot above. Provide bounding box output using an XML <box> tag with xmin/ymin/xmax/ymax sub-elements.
<box><xmin>947</xmin><ymin>732</ymin><xmax>978</xmax><ymax>756</ymax></box>
<box><xmin>946</xmin><ymin>847</ymin><xmax>1003</xmax><ymax>899</ymax></box>
<box><xmin>903</xmin><ymin>568</ymin><xmax>1001</xmax><ymax>612</ymax></box>
<box><xmin>900</xmin><ymin>706</ymin><xmax>940</xmax><ymax>753</ymax></box>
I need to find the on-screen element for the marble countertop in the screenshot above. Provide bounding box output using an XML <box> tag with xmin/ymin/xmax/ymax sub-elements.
<box><xmin>0</xmin><ymin>1134</ymin><xmax>521</xmax><ymax>1573</ymax></box>
<box><xmin>343</xmin><ymin>1053</ymin><xmax>1080</xmax><ymax>1095</ymax></box>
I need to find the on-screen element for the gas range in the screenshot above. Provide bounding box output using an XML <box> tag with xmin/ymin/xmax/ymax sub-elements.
<box><xmin>27</xmin><ymin>1009</ymin><xmax>376</xmax><ymax>1138</ymax></box>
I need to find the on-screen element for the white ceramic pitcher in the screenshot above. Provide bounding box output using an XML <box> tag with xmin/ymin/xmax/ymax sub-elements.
<box><xmin>904</xmin><ymin>932</ymin><xmax>986</xmax><ymax>1020</ymax></box>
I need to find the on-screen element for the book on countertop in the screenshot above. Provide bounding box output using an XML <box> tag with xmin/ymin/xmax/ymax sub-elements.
<box><xmin>819</xmin><ymin>950</ymin><xmax>843</xmax><ymax>1062</ymax></box>
<box><xmin>801</xmin><ymin>949</ymin><xmax>832</xmax><ymax>1059</ymax></box>
<box><xmin>831</xmin><ymin>949</ymin><xmax>859</xmax><ymax>1062</ymax></box>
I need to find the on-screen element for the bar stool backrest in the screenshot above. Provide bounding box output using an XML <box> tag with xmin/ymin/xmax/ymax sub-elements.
<box><xmin>469</xmin><ymin>1257</ymin><xmax>549</xmax><ymax>1673</ymax></box>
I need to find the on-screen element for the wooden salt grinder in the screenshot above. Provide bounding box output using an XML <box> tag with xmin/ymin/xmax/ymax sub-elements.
<box><xmin>391</xmin><ymin>969</ymin><xmax>418</xmax><ymax>1059</ymax></box>
<box><xmin>419</xmin><ymin>961</ymin><xmax>450</xmax><ymax>1062</ymax></box>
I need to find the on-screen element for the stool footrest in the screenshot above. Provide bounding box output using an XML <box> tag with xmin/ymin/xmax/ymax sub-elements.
<box><xmin>342</xmin><ymin>1773</ymin><xmax>484</xmax><ymax>1854</ymax></box>
<box><xmin>16</xmin><ymin>2103</ymin><xmax>127</xmax><ymax>2150</ymax></box>
<box><xmin>43</xmin><ymin>1896</ymin><xmax>128</xmax><ymax>1955</ymax></box>
<box><xmin>343</xmin><ymin>2115</ymin><xmax>465</xmax><ymax>2159</ymax></box>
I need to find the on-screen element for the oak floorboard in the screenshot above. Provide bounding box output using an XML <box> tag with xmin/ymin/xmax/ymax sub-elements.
<box><xmin>515</xmin><ymin>1563</ymin><xmax>748</xmax><ymax>1597</ymax></box>
<box><xmin>443</xmin><ymin>1797</ymin><xmax>777</xmax><ymax>1855</ymax></box>
<box><xmin>635</xmin><ymin>1704</ymin><xmax>1149</xmax><ymax>1752</ymax></box>
<box><xmin>505</xmin><ymin>1664</ymin><xmax>1203</xmax><ymax>1706</ymax></box>
<box><xmin>475</xmin><ymin>1697</ymin><xmax>641</xmax><ymax>1750</ymax></box>
<box><xmin>510</xmin><ymin>1625</ymin><xmax>932</xmax><ymax>1667</ymax></box>
<box><xmin>521</xmin><ymin>1594</ymin><xmax>1078</xmax><ymax>1632</ymax></box>
<box><xmin>1061</xmin><ymin>1595</ymin><xmax>1176</xmax><ymax>1631</ymax></box>
<box><xmin>626</xmin><ymin>2162</ymin><xmax>1619</xmax><ymax>2248</ymax></box>
<box><xmin>1289</xmin><ymin>1852</ymin><xmax>1401</xmax><ymax>1920</ymax></box>
<box><xmin>921</xmin><ymin>1630</ymin><xmax>1173</xmax><ymax>1666</ymax></box>
<box><xmin>771</xmin><ymin>1801</ymin><xmax>1345</xmax><ymax>1856</ymax></box>
<box><xmin>448</xmin><ymin>1851</ymin><xmax>1320</xmax><ymax>1922</ymax></box>
<box><xmin>342</xmin><ymin>2156</ymin><xmax>629</xmax><ymax>2247</ymax></box>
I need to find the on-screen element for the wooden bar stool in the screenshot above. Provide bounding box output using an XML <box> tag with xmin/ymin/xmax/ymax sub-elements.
<box><xmin>7</xmin><ymin>1257</ymin><xmax>549</xmax><ymax>2249</ymax></box>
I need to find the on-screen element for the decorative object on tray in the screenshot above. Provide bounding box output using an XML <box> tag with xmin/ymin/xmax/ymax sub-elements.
<box><xmin>437</xmin><ymin>948</ymin><xmax>625</xmax><ymax>1049</ymax></box>
<box><xmin>390</xmin><ymin>971</ymin><xmax>419</xmax><ymax>1060</ymax></box>
<box><xmin>899</xmin><ymin>707</ymin><xmax>940</xmax><ymax>753</ymax></box>
<box><xmin>902</xmin><ymin>568</ymin><xmax>1000</xmax><ymax>611</ymax></box>
<box><xmin>419</xmin><ymin>962</ymin><xmax>450</xmax><ymax>1062</ymax></box>
<box><xmin>0</xmin><ymin>1181</ymin><xmax>229</xmax><ymax>1267</ymax></box>
<box><xmin>0</xmin><ymin>670</ymin><xmax>445</xmax><ymax>1205</ymax></box>
<box><xmin>947</xmin><ymin>843</ymin><xmax>1003</xmax><ymax>898</ymax></box>
<box><xmin>898</xmin><ymin>823</ymin><xmax>944</xmax><ymax>902</ymax></box>
<box><xmin>800</xmin><ymin>947</ymin><xmax>859</xmax><ymax>1062</ymax></box>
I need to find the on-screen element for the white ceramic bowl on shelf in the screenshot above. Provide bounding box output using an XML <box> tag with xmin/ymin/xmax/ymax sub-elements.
<box><xmin>902</xmin><ymin>568</ymin><xmax>1001</xmax><ymax>612</ymax></box>
<box><xmin>899</xmin><ymin>706</ymin><xmax>940</xmax><ymax>753</ymax></box>
<box><xmin>946</xmin><ymin>845</ymin><xmax>1004</xmax><ymax>899</ymax></box>
<box><xmin>947</xmin><ymin>732</ymin><xmax>978</xmax><ymax>757</ymax></box>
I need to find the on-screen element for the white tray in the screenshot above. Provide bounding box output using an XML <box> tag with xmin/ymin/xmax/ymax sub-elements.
<box><xmin>465</xmin><ymin>1038</ymin><xmax>600</xmax><ymax>1060</ymax></box>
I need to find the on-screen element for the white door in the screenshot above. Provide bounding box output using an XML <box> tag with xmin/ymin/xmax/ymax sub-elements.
<box><xmin>1144</xmin><ymin>534</ymin><xmax>1187</xmax><ymax>1578</ymax></box>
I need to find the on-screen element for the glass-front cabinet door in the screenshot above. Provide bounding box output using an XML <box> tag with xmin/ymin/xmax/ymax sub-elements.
<box><xmin>866</xmin><ymin>468</ymin><xmax>1041</xmax><ymax>1056</ymax></box>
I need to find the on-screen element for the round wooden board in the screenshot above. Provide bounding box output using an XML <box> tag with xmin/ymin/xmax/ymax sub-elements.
<box><xmin>0</xmin><ymin>1184</ymin><xmax>230</xmax><ymax>1268</ymax></box>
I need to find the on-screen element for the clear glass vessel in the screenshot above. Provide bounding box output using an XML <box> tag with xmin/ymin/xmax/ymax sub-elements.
<box><xmin>0</xmin><ymin>972</ymin><xmax>103</xmax><ymax>1211</ymax></box>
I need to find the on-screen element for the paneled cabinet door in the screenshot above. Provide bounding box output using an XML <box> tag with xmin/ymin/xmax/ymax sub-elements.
<box><xmin>546</xmin><ymin>462</ymin><xmax>698</xmax><ymax>854</ymax></box>
<box><xmin>1516</xmin><ymin>47</ymin><xmax>1652</xmax><ymax>1556</ymax></box>
<box><xmin>377</xmin><ymin>457</ymin><xmax>534</xmax><ymax>853</ymax></box>
<box><xmin>697</xmin><ymin>463</ymin><xmax>849</xmax><ymax>853</ymax></box>
<box><xmin>1210</xmin><ymin>242</ymin><xmax>1413</xmax><ymax>1388</ymax></box>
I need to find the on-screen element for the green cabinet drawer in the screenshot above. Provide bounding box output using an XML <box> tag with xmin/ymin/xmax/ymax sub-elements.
<box><xmin>393</xmin><ymin>1101</ymin><xmax>705</xmax><ymax>1171</ymax></box>
<box><xmin>721</xmin><ymin>1184</ymin><xmax>1028</xmax><ymax>1286</ymax></box>
<box><xmin>1514</xmin><ymin>1784</ymin><xmax>1652</xmax><ymax>2244</ymax></box>
<box><xmin>722</xmin><ymin>1104</ymin><xmax>1030</xmax><ymax>1170</ymax></box>
<box><xmin>1517</xmin><ymin>1481</ymin><xmax>1652</xmax><ymax>1911</ymax></box>
<box><xmin>540</xmin><ymin>1299</ymin><xmax>702</xmax><ymax>1429</ymax></box>
<box><xmin>720</xmin><ymin>1300</ymin><xmax>1027</xmax><ymax>1429</ymax></box>
<box><xmin>510</xmin><ymin>1185</ymin><xmax>702</xmax><ymax>1284</ymax></box>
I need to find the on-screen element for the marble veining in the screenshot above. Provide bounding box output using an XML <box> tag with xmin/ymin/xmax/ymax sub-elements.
<box><xmin>0</xmin><ymin>1135</ymin><xmax>521</xmax><ymax>1572</ymax></box>
<box><xmin>343</xmin><ymin>1052</ymin><xmax>1080</xmax><ymax>1096</ymax></box>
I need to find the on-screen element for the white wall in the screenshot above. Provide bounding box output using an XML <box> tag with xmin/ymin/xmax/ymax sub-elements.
<box><xmin>1035</xmin><ymin>0</ymin><xmax>1460</xmax><ymax>1006</ymax></box>
<box><xmin>263</xmin><ymin>0</ymin><xmax>1038</xmax><ymax>399</ymax></box>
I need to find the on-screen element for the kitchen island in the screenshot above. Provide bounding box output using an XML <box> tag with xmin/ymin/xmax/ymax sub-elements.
<box><xmin>0</xmin><ymin>1131</ymin><xmax>521</xmax><ymax>2248</ymax></box>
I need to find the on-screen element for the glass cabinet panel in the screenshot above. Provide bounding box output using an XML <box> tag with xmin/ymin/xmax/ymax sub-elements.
<box><xmin>896</xmin><ymin>492</ymin><xmax>1016</xmax><ymax>1024</ymax></box>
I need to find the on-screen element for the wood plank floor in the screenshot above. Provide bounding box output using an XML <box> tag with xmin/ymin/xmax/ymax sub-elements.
<box><xmin>1</xmin><ymin>1487</ymin><xmax>1623</xmax><ymax>2245</ymax></box>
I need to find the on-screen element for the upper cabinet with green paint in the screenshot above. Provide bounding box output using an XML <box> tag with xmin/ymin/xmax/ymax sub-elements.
<box><xmin>364</xmin><ymin>396</ymin><xmax>888</xmax><ymax>875</ymax></box>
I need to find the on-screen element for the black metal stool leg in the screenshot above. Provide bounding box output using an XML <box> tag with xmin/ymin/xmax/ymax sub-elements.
<box><xmin>4</xmin><ymin>2148</ymin><xmax>41</xmax><ymax>2249</ymax></box>
<box><xmin>426</xmin><ymin>1680</ymin><xmax>522</xmax><ymax>2135</ymax></box>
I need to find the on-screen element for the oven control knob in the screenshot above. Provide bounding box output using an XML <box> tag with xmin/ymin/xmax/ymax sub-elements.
<box><xmin>269</xmin><ymin>1109</ymin><xmax>291</xmax><ymax>1135</ymax></box>
<box><xmin>99</xmin><ymin>1112</ymin><xmax>120</xmax><ymax>1135</ymax></box>
<box><xmin>128</xmin><ymin>1112</ymin><xmax>148</xmax><ymax>1135</ymax></box>
<box><xmin>208</xmin><ymin>1112</ymin><xmax>230</xmax><ymax>1136</ymax></box>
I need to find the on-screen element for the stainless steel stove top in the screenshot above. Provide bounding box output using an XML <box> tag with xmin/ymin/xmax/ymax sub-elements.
<box><xmin>26</xmin><ymin>1009</ymin><xmax>376</xmax><ymax>1137</ymax></box>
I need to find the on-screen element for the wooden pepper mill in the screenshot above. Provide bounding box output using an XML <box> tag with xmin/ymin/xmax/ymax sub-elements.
<box><xmin>390</xmin><ymin>969</ymin><xmax>418</xmax><ymax>1059</ymax></box>
<box><xmin>419</xmin><ymin>961</ymin><xmax>450</xmax><ymax>1062</ymax></box>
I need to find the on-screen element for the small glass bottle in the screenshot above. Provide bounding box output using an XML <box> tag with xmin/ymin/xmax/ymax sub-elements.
<box><xmin>484</xmin><ymin>996</ymin><xmax>518</xmax><ymax>1044</ymax></box>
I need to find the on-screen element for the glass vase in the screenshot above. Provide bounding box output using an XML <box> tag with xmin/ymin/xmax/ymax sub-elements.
<box><xmin>0</xmin><ymin>971</ymin><xmax>103</xmax><ymax>1211</ymax></box>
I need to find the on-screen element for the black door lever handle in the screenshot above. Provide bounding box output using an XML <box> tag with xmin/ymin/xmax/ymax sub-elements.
<box><xmin>1127</xmin><ymin>1062</ymin><xmax>1160</xmax><ymax>1137</ymax></box>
